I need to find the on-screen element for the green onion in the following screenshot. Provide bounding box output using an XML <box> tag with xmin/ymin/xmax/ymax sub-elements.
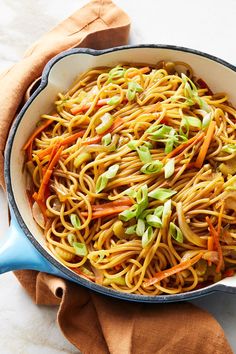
<box><xmin>154</xmin><ymin>206</ymin><xmax>164</xmax><ymax>217</ymax></box>
<box><xmin>96</xmin><ymin>164</ymin><xmax>119</xmax><ymax>193</ymax></box>
<box><xmin>136</xmin><ymin>219</ymin><xmax>146</xmax><ymax>236</ymax></box>
<box><xmin>202</xmin><ymin>112</ymin><xmax>212</xmax><ymax>129</ymax></box>
<box><xmin>164</xmin><ymin>159</ymin><xmax>175</xmax><ymax>179</ymax></box>
<box><xmin>124</xmin><ymin>188</ymin><xmax>137</xmax><ymax>199</ymax></box>
<box><xmin>70</xmin><ymin>214</ymin><xmax>81</xmax><ymax>229</ymax></box>
<box><xmin>125</xmin><ymin>225</ymin><xmax>137</xmax><ymax>234</ymax></box>
<box><xmin>108</xmin><ymin>96</ymin><xmax>121</xmax><ymax>105</ymax></box>
<box><xmin>182</xmin><ymin>116</ymin><xmax>202</xmax><ymax>129</ymax></box>
<box><xmin>165</xmin><ymin>129</ymin><xmax>176</xmax><ymax>153</ymax></box>
<box><xmin>108</xmin><ymin>66</ymin><xmax>126</xmax><ymax>83</ymax></box>
<box><xmin>169</xmin><ymin>222</ymin><xmax>183</xmax><ymax>243</ymax></box>
<box><xmin>222</xmin><ymin>144</ymin><xmax>236</xmax><ymax>154</ymax></box>
<box><xmin>141</xmin><ymin>160</ymin><xmax>163</xmax><ymax>174</ymax></box>
<box><xmin>127</xmin><ymin>140</ymin><xmax>139</xmax><ymax>150</ymax></box>
<box><xmin>106</xmin><ymin>164</ymin><xmax>119</xmax><ymax>178</ymax></box>
<box><xmin>67</xmin><ymin>233</ymin><xmax>76</xmax><ymax>246</ymax></box>
<box><xmin>136</xmin><ymin>185</ymin><xmax>149</xmax><ymax>217</ymax></box>
<box><xmin>142</xmin><ymin>226</ymin><xmax>154</xmax><ymax>248</ymax></box>
<box><xmin>96</xmin><ymin>113</ymin><xmax>114</xmax><ymax>135</ymax></box>
<box><xmin>102</xmin><ymin>133</ymin><xmax>112</xmax><ymax>146</ymax></box>
<box><xmin>73</xmin><ymin>242</ymin><xmax>87</xmax><ymax>256</ymax></box>
<box><xmin>148</xmin><ymin>187</ymin><xmax>176</xmax><ymax>201</ymax></box>
<box><xmin>74</xmin><ymin>152</ymin><xmax>91</xmax><ymax>168</ymax></box>
<box><xmin>181</xmin><ymin>73</ymin><xmax>211</xmax><ymax>112</ymax></box>
<box><xmin>137</xmin><ymin>146</ymin><xmax>152</xmax><ymax>163</ymax></box>
<box><xmin>162</xmin><ymin>199</ymin><xmax>172</xmax><ymax>222</ymax></box>
<box><xmin>103</xmin><ymin>276</ymin><xmax>126</xmax><ymax>286</ymax></box>
<box><xmin>126</xmin><ymin>81</ymin><xmax>143</xmax><ymax>101</ymax></box>
<box><xmin>146</xmin><ymin>214</ymin><xmax>162</xmax><ymax>228</ymax></box>
<box><xmin>148</xmin><ymin>124</ymin><xmax>172</xmax><ymax>140</ymax></box>
<box><xmin>119</xmin><ymin>205</ymin><xmax>137</xmax><ymax>221</ymax></box>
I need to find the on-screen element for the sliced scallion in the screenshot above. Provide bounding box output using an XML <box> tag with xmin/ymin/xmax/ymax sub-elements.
<box><xmin>74</xmin><ymin>152</ymin><xmax>91</xmax><ymax>168</ymax></box>
<box><xmin>146</xmin><ymin>214</ymin><xmax>162</xmax><ymax>228</ymax></box>
<box><xmin>126</xmin><ymin>81</ymin><xmax>143</xmax><ymax>101</ymax></box>
<box><xmin>222</xmin><ymin>144</ymin><xmax>236</xmax><ymax>154</ymax></box>
<box><xmin>169</xmin><ymin>222</ymin><xmax>183</xmax><ymax>243</ymax></box>
<box><xmin>102</xmin><ymin>133</ymin><xmax>112</xmax><ymax>146</ymax></box>
<box><xmin>96</xmin><ymin>113</ymin><xmax>114</xmax><ymax>135</ymax></box>
<box><xmin>164</xmin><ymin>159</ymin><xmax>175</xmax><ymax>179</ymax></box>
<box><xmin>142</xmin><ymin>226</ymin><xmax>154</xmax><ymax>248</ymax></box>
<box><xmin>70</xmin><ymin>214</ymin><xmax>81</xmax><ymax>229</ymax></box>
<box><xmin>136</xmin><ymin>218</ymin><xmax>146</xmax><ymax>236</ymax></box>
<box><xmin>108</xmin><ymin>96</ymin><xmax>120</xmax><ymax>105</ymax></box>
<box><xmin>96</xmin><ymin>164</ymin><xmax>119</xmax><ymax>193</ymax></box>
<box><xmin>141</xmin><ymin>160</ymin><xmax>163</xmax><ymax>174</ymax></box>
<box><xmin>148</xmin><ymin>187</ymin><xmax>176</xmax><ymax>201</ymax></box>
<box><xmin>73</xmin><ymin>242</ymin><xmax>88</xmax><ymax>256</ymax></box>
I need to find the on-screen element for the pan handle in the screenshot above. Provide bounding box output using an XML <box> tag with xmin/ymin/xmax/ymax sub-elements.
<box><xmin>0</xmin><ymin>216</ymin><xmax>62</xmax><ymax>276</ymax></box>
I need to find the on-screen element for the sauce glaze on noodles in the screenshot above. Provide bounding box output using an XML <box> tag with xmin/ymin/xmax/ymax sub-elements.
<box><xmin>24</xmin><ymin>61</ymin><xmax>236</xmax><ymax>295</ymax></box>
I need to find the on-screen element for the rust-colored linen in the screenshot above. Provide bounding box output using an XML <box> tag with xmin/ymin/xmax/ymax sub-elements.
<box><xmin>0</xmin><ymin>1</ymin><xmax>233</xmax><ymax>353</ymax></box>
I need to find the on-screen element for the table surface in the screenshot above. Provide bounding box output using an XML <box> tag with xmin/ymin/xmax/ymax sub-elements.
<box><xmin>0</xmin><ymin>0</ymin><xmax>236</xmax><ymax>353</ymax></box>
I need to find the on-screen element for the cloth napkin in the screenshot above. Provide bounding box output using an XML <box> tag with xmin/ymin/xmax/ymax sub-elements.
<box><xmin>0</xmin><ymin>1</ymin><xmax>233</xmax><ymax>353</ymax></box>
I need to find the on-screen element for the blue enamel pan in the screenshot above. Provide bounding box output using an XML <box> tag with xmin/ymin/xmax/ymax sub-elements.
<box><xmin>2</xmin><ymin>45</ymin><xmax>236</xmax><ymax>302</ymax></box>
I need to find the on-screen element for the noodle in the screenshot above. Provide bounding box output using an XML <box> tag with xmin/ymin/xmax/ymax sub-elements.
<box><xmin>24</xmin><ymin>61</ymin><xmax>236</xmax><ymax>295</ymax></box>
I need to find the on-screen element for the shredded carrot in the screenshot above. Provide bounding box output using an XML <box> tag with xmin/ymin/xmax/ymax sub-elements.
<box><xmin>91</xmin><ymin>198</ymin><xmax>133</xmax><ymax>211</ymax></box>
<box><xmin>223</xmin><ymin>269</ymin><xmax>235</xmax><ymax>278</ymax></box>
<box><xmin>71</xmin><ymin>98</ymin><xmax>110</xmax><ymax>115</ymax></box>
<box><xmin>206</xmin><ymin>216</ymin><xmax>224</xmax><ymax>273</ymax></box>
<box><xmin>207</xmin><ymin>236</ymin><xmax>214</xmax><ymax>266</ymax></box>
<box><xmin>37</xmin><ymin>130</ymin><xmax>85</xmax><ymax>159</ymax></box>
<box><xmin>110</xmin><ymin>117</ymin><xmax>124</xmax><ymax>131</ymax></box>
<box><xmin>81</xmin><ymin>205</ymin><xmax>130</xmax><ymax>219</ymax></box>
<box><xmin>127</xmin><ymin>67</ymin><xmax>150</xmax><ymax>78</ymax></box>
<box><xmin>143</xmin><ymin>253</ymin><xmax>203</xmax><ymax>288</ymax></box>
<box><xmin>195</xmin><ymin>121</ymin><xmax>216</xmax><ymax>168</ymax></box>
<box><xmin>37</xmin><ymin>146</ymin><xmax>63</xmax><ymax>201</ymax></box>
<box><xmin>81</xmin><ymin>135</ymin><xmax>103</xmax><ymax>146</ymax></box>
<box><xmin>32</xmin><ymin>192</ymin><xmax>48</xmax><ymax>222</ymax></box>
<box><xmin>164</xmin><ymin>131</ymin><xmax>205</xmax><ymax>161</ymax></box>
<box><xmin>23</xmin><ymin>119</ymin><xmax>54</xmax><ymax>151</ymax></box>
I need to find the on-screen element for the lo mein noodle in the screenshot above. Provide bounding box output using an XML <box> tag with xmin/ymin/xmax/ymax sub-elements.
<box><xmin>24</xmin><ymin>61</ymin><xmax>236</xmax><ymax>295</ymax></box>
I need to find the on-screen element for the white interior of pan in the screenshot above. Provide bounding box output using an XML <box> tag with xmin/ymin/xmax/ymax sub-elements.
<box><xmin>8</xmin><ymin>46</ymin><xmax>236</xmax><ymax>288</ymax></box>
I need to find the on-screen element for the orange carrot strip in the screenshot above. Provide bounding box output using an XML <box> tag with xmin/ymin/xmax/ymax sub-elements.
<box><xmin>207</xmin><ymin>236</ymin><xmax>214</xmax><ymax>266</ymax></box>
<box><xmin>110</xmin><ymin>117</ymin><xmax>124</xmax><ymax>131</ymax></box>
<box><xmin>37</xmin><ymin>130</ymin><xmax>85</xmax><ymax>159</ymax></box>
<box><xmin>47</xmin><ymin>145</ymin><xmax>64</xmax><ymax>171</ymax></box>
<box><xmin>143</xmin><ymin>253</ymin><xmax>203</xmax><ymax>288</ymax></box>
<box><xmin>81</xmin><ymin>205</ymin><xmax>130</xmax><ymax>219</ymax></box>
<box><xmin>23</xmin><ymin>119</ymin><xmax>54</xmax><ymax>150</ymax></box>
<box><xmin>164</xmin><ymin>132</ymin><xmax>205</xmax><ymax>161</ymax></box>
<box><xmin>91</xmin><ymin>198</ymin><xmax>133</xmax><ymax>211</ymax></box>
<box><xmin>71</xmin><ymin>103</ymin><xmax>91</xmax><ymax>115</ymax></box>
<box><xmin>37</xmin><ymin>146</ymin><xmax>63</xmax><ymax>201</ymax></box>
<box><xmin>81</xmin><ymin>135</ymin><xmax>103</xmax><ymax>146</ymax></box>
<box><xmin>32</xmin><ymin>192</ymin><xmax>48</xmax><ymax>222</ymax></box>
<box><xmin>127</xmin><ymin>67</ymin><xmax>150</xmax><ymax>78</ymax></box>
<box><xmin>223</xmin><ymin>269</ymin><xmax>235</xmax><ymax>278</ymax></box>
<box><xmin>206</xmin><ymin>216</ymin><xmax>224</xmax><ymax>273</ymax></box>
<box><xmin>194</xmin><ymin>121</ymin><xmax>216</xmax><ymax>168</ymax></box>
<box><xmin>71</xmin><ymin>98</ymin><xmax>110</xmax><ymax>115</ymax></box>
<box><xmin>37</xmin><ymin>169</ymin><xmax>53</xmax><ymax>201</ymax></box>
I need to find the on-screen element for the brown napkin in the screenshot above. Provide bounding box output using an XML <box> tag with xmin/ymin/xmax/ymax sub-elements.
<box><xmin>0</xmin><ymin>1</ymin><xmax>233</xmax><ymax>353</ymax></box>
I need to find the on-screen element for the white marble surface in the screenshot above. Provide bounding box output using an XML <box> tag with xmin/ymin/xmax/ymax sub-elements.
<box><xmin>0</xmin><ymin>0</ymin><xmax>236</xmax><ymax>353</ymax></box>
